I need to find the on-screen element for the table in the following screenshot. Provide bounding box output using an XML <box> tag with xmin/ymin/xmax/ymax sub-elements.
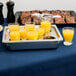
<box><xmin>0</xmin><ymin>19</ymin><xmax>76</xmax><ymax>76</ymax></box>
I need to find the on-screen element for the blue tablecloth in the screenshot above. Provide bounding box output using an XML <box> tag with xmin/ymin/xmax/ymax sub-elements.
<box><xmin>0</xmin><ymin>19</ymin><xmax>76</xmax><ymax>76</ymax></box>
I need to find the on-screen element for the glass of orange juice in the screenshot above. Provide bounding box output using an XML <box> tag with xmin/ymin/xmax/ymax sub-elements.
<box><xmin>37</xmin><ymin>28</ymin><xmax>44</xmax><ymax>38</ymax></box>
<box><xmin>19</xmin><ymin>28</ymin><xmax>27</xmax><ymax>39</ymax></box>
<box><xmin>27</xmin><ymin>29</ymin><xmax>38</xmax><ymax>40</ymax></box>
<box><xmin>62</xmin><ymin>27</ymin><xmax>74</xmax><ymax>46</ymax></box>
<box><xmin>10</xmin><ymin>31</ymin><xmax>20</xmax><ymax>41</ymax></box>
<box><xmin>8</xmin><ymin>23</ymin><xmax>19</xmax><ymax>31</ymax></box>
<box><xmin>25</xmin><ymin>23</ymin><xmax>35</xmax><ymax>31</ymax></box>
<box><xmin>40</xmin><ymin>20</ymin><xmax>51</xmax><ymax>34</ymax></box>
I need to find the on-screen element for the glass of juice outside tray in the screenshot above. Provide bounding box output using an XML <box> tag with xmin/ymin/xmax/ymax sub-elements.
<box><xmin>62</xmin><ymin>27</ymin><xmax>74</xmax><ymax>46</ymax></box>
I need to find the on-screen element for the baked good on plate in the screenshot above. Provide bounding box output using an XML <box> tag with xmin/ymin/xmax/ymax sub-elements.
<box><xmin>55</xmin><ymin>18</ymin><xmax>65</xmax><ymax>24</ymax></box>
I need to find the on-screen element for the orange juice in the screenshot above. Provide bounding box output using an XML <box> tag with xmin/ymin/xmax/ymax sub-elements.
<box><xmin>27</xmin><ymin>31</ymin><xmax>38</xmax><ymax>40</ymax></box>
<box><xmin>41</xmin><ymin>21</ymin><xmax>51</xmax><ymax>33</ymax></box>
<box><xmin>63</xmin><ymin>29</ymin><xmax>74</xmax><ymax>42</ymax></box>
<box><xmin>8</xmin><ymin>25</ymin><xmax>19</xmax><ymax>31</ymax></box>
<box><xmin>10</xmin><ymin>31</ymin><xmax>20</xmax><ymax>41</ymax></box>
<box><xmin>19</xmin><ymin>29</ymin><xmax>27</xmax><ymax>39</ymax></box>
<box><xmin>37</xmin><ymin>28</ymin><xmax>44</xmax><ymax>38</ymax></box>
<box><xmin>44</xmin><ymin>27</ymin><xmax>50</xmax><ymax>33</ymax></box>
<box><xmin>25</xmin><ymin>24</ymin><xmax>35</xmax><ymax>31</ymax></box>
<box><xmin>24</xmin><ymin>25</ymin><xmax>26</xmax><ymax>31</ymax></box>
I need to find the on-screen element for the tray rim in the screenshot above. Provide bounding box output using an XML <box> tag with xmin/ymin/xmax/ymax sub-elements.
<box><xmin>2</xmin><ymin>25</ymin><xmax>63</xmax><ymax>43</ymax></box>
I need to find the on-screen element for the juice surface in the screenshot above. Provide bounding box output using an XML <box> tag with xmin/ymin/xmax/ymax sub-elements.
<box><xmin>41</xmin><ymin>21</ymin><xmax>51</xmax><ymax>27</ymax></box>
<box><xmin>63</xmin><ymin>29</ymin><xmax>74</xmax><ymax>42</ymax></box>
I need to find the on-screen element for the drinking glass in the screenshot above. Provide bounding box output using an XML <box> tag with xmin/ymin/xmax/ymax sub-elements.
<box><xmin>25</xmin><ymin>22</ymin><xmax>35</xmax><ymax>31</ymax></box>
<box><xmin>62</xmin><ymin>27</ymin><xmax>74</xmax><ymax>46</ymax></box>
<box><xmin>8</xmin><ymin>23</ymin><xmax>19</xmax><ymax>31</ymax></box>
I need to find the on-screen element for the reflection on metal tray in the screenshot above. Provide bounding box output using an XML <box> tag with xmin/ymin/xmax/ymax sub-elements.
<box><xmin>2</xmin><ymin>25</ymin><xmax>63</xmax><ymax>50</ymax></box>
<box><xmin>15</xmin><ymin>10</ymin><xmax>76</xmax><ymax>27</ymax></box>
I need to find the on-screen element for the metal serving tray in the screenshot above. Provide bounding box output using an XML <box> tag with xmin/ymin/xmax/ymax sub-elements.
<box><xmin>15</xmin><ymin>10</ymin><xmax>76</xmax><ymax>27</ymax></box>
<box><xmin>2</xmin><ymin>25</ymin><xmax>63</xmax><ymax>50</ymax></box>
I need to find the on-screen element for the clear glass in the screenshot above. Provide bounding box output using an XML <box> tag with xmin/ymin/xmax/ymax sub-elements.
<box><xmin>8</xmin><ymin>23</ymin><xmax>19</xmax><ymax>31</ymax></box>
<box><xmin>62</xmin><ymin>27</ymin><xmax>74</xmax><ymax>46</ymax></box>
<box><xmin>40</xmin><ymin>20</ymin><xmax>51</xmax><ymax>34</ymax></box>
<box><xmin>25</xmin><ymin>22</ymin><xmax>35</xmax><ymax>31</ymax></box>
<box><xmin>27</xmin><ymin>29</ymin><xmax>38</xmax><ymax>40</ymax></box>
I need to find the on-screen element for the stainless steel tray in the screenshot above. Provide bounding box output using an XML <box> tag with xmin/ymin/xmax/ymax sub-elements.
<box><xmin>2</xmin><ymin>25</ymin><xmax>63</xmax><ymax>50</ymax></box>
